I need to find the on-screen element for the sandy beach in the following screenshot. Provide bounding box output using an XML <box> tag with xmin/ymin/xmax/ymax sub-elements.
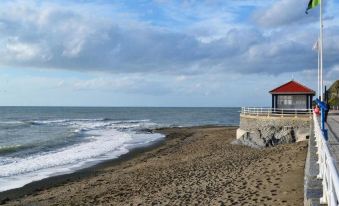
<box><xmin>0</xmin><ymin>126</ymin><xmax>307</xmax><ymax>205</ymax></box>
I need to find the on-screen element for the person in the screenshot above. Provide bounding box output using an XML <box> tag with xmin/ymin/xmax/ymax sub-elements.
<box><xmin>314</xmin><ymin>105</ymin><xmax>320</xmax><ymax>115</ymax></box>
<box><xmin>325</xmin><ymin>102</ymin><xmax>330</xmax><ymax>122</ymax></box>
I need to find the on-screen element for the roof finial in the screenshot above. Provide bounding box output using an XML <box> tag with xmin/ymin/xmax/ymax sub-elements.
<box><xmin>292</xmin><ymin>74</ymin><xmax>294</xmax><ymax>81</ymax></box>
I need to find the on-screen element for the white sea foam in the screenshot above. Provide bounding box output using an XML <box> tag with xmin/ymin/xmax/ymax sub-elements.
<box><xmin>0</xmin><ymin>121</ymin><xmax>30</xmax><ymax>128</ymax></box>
<box><xmin>0</xmin><ymin>119</ymin><xmax>164</xmax><ymax>192</ymax></box>
<box><xmin>0</xmin><ymin>121</ymin><xmax>25</xmax><ymax>124</ymax></box>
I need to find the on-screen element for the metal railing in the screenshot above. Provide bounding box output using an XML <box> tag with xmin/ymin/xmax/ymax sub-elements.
<box><xmin>241</xmin><ymin>107</ymin><xmax>313</xmax><ymax>117</ymax></box>
<box><xmin>314</xmin><ymin>112</ymin><xmax>339</xmax><ymax>205</ymax></box>
<box><xmin>330</xmin><ymin>106</ymin><xmax>339</xmax><ymax>111</ymax></box>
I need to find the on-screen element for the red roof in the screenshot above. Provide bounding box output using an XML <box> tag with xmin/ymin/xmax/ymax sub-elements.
<box><xmin>269</xmin><ymin>80</ymin><xmax>315</xmax><ymax>94</ymax></box>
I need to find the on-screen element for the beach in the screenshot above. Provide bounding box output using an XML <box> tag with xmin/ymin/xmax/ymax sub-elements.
<box><xmin>0</xmin><ymin>126</ymin><xmax>307</xmax><ymax>205</ymax></box>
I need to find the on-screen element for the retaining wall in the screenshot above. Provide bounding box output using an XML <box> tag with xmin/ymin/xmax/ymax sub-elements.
<box><xmin>304</xmin><ymin>121</ymin><xmax>322</xmax><ymax>206</ymax></box>
<box><xmin>236</xmin><ymin>114</ymin><xmax>312</xmax><ymax>147</ymax></box>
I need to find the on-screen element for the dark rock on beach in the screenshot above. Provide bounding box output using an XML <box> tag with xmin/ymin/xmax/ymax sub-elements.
<box><xmin>234</xmin><ymin>126</ymin><xmax>297</xmax><ymax>148</ymax></box>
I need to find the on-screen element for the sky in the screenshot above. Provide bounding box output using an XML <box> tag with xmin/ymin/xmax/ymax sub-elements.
<box><xmin>0</xmin><ymin>0</ymin><xmax>338</xmax><ymax>107</ymax></box>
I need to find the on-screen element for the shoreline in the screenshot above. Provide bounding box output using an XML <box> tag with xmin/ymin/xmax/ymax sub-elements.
<box><xmin>0</xmin><ymin>132</ymin><xmax>166</xmax><ymax>203</ymax></box>
<box><xmin>0</xmin><ymin>125</ymin><xmax>230</xmax><ymax>203</ymax></box>
<box><xmin>1</xmin><ymin>125</ymin><xmax>307</xmax><ymax>205</ymax></box>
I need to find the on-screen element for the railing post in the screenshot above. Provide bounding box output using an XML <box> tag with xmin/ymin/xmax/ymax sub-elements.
<box><xmin>320</xmin><ymin>164</ymin><xmax>328</xmax><ymax>204</ymax></box>
<box><xmin>310</xmin><ymin>109</ymin><xmax>312</xmax><ymax>119</ymax></box>
<box><xmin>295</xmin><ymin>109</ymin><xmax>297</xmax><ymax>118</ymax></box>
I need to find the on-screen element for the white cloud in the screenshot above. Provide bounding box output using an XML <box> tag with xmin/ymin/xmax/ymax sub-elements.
<box><xmin>0</xmin><ymin>0</ymin><xmax>337</xmax><ymax>78</ymax></box>
<box><xmin>252</xmin><ymin>0</ymin><xmax>317</xmax><ymax>28</ymax></box>
<box><xmin>4</xmin><ymin>37</ymin><xmax>51</xmax><ymax>61</ymax></box>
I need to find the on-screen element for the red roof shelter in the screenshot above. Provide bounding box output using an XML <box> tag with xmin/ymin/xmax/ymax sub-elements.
<box><xmin>269</xmin><ymin>80</ymin><xmax>315</xmax><ymax>110</ymax></box>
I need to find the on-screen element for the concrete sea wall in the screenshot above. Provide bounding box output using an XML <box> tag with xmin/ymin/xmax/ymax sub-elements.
<box><xmin>303</xmin><ymin>121</ymin><xmax>322</xmax><ymax>206</ymax></box>
<box><xmin>235</xmin><ymin>114</ymin><xmax>312</xmax><ymax>148</ymax></box>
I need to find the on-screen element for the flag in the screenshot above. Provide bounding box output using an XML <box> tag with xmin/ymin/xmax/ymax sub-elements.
<box><xmin>306</xmin><ymin>0</ymin><xmax>321</xmax><ymax>14</ymax></box>
<box><xmin>313</xmin><ymin>39</ymin><xmax>319</xmax><ymax>51</ymax></box>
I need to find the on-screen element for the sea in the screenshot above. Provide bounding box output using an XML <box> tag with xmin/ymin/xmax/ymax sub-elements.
<box><xmin>0</xmin><ymin>107</ymin><xmax>240</xmax><ymax>192</ymax></box>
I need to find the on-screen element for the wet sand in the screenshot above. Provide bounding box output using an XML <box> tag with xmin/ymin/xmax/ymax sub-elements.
<box><xmin>1</xmin><ymin>126</ymin><xmax>307</xmax><ymax>205</ymax></box>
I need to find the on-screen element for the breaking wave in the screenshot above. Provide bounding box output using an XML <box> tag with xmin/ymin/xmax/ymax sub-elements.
<box><xmin>0</xmin><ymin>118</ymin><xmax>164</xmax><ymax>192</ymax></box>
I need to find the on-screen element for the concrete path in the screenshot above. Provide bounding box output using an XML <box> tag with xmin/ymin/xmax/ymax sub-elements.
<box><xmin>326</xmin><ymin>114</ymin><xmax>339</xmax><ymax>167</ymax></box>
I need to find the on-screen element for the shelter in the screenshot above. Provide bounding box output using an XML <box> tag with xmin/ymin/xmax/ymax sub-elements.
<box><xmin>269</xmin><ymin>80</ymin><xmax>315</xmax><ymax>110</ymax></box>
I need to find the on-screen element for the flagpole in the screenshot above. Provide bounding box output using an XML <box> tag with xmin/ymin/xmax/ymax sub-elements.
<box><xmin>318</xmin><ymin>39</ymin><xmax>320</xmax><ymax>98</ymax></box>
<box><xmin>320</xmin><ymin>0</ymin><xmax>324</xmax><ymax>101</ymax></box>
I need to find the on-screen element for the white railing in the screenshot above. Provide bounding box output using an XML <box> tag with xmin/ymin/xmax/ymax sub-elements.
<box><xmin>330</xmin><ymin>106</ymin><xmax>339</xmax><ymax>111</ymax></box>
<box><xmin>314</xmin><ymin>112</ymin><xmax>339</xmax><ymax>205</ymax></box>
<box><xmin>241</xmin><ymin>107</ymin><xmax>313</xmax><ymax>118</ymax></box>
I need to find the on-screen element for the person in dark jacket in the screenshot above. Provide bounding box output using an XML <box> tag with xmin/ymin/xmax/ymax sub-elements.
<box><xmin>325</xmin><ymin>103</ymin><xmax>330</xmax><ymax>122</ymax></box>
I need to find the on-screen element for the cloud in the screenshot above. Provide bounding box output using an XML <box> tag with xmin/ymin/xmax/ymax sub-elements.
<box><xmin>0</xmin><ymin>67</ymin><xmax>322</xmax><ymax>106</ymax></box>
<box><xmin>5</xmin><ymin>37</ymin><xmax>51</xmax><ymax>61</ymax></box>
<box><xmin>0</xmin><ymin>0</ymin><xmax>337</xmax><ymax>78</ymax></box>
<box><xmin>69</xmin><ymin>74</ymin><xmax>173</xmax><ymax>96</ymax></box>
<box><xmin>252</xmin><ymin>0</ymin><xmax>318</xmax><ymax>28</ymax></box>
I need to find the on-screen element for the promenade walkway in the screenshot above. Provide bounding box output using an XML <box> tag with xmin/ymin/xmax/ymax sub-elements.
<box><xmin>326</xmin><ymin>112</ymin><xmax>339</xmax><ymax>168</ymax></box>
